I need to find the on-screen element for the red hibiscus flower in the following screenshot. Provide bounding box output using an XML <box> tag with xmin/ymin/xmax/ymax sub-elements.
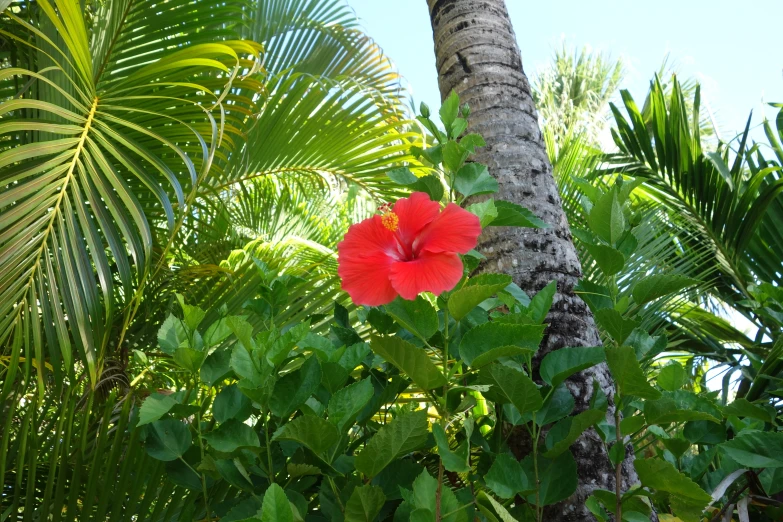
<box><xmin>337</xmin><ymin>192</ymin><xmax>482</xmax><ymax>306</ymax></box>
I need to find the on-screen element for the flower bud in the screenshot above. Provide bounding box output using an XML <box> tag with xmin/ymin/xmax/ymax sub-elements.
<box><xmin>420</xmin><ymin>102</ymin><xmax>431</xmax><ymax>118</ymax></box>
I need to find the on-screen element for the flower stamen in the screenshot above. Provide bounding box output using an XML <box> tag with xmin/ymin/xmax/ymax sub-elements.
<box><xmin>381</xmin><ymin>211</ymin><xmax>399</xmax><ymax>232</ymax></box>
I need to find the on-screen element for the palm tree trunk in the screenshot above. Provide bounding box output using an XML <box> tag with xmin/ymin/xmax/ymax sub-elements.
<box><xmin>427</xmin><ymin>1</ymin><xmax>638</xmax><ymax>519</ymax></box>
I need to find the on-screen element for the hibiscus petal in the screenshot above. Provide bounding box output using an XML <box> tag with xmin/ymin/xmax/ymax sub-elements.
<box><xmin>338</xmin><ymin>252</ymin><xmax>398</xmax><ymax>306</ymax></box>
<box><xmin>414</xmin><ymin>203</ymin><xmax>481</xmax><ymax>254</ymax></box>
<box><xmin>337</xmin><ymin>215</ymin><xmax>398</xmax><ymax>260</ymax></box>
<box><xmin>393</xmin><ymin>192</ymin><xmax>440</xmax><ymax>246</ymax></box>
<box><xmin>389</xmin><ymin>251</ymin><xmax>464</xmax><ymax>300</ymax></box>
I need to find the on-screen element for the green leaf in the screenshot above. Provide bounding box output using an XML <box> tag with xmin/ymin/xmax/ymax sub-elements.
<box><xmin>355</xmin><ymin>410</ymin><xmax>429</xmax><ymax>478</ymax></box>
<box><xmin>145</xmin><ymin>419</ymin><xmax>191</xmax><ymax>461</ymax></box>
<box><xmin>584</xmin><ymin>243</ymin><xmax>625</xmax><ymax>276</ymax></box>
<box><xmin>345</xmin><ymin>485</ymin><xmax>386</xmax><ymax>522</ymax></box>
<box><xmin>203</xmin><ymin>419</ymin><xmax>260</xmax><ymax>453</ymax></box>
<box><xmin>589</xmin><ymin>191</ymin><xmax>625</xmax><ymax>246</ymax></box>
<box><xmin>410</xmin><ymin>470</ymin><xmax>466</xmax><ymax>522</ymax></box>
<box><xmin>657</xmin><ymin>362</ymin><xmax>687</xmax><ymax>391</ymax></box>
<box><xmin>662</xmin><ymin>438</ymin><xmax>692</xmax><ymax>458</ymax></box>
<box><xmin>480</xmin><ymin>364</ymin><xmax>543</xmax><ymax>415</ymax></box>
<box><xmin>411</xmin><ymin>174</ymin><xmax>445</xmax><ymax>202</ymax></box>
<box><xmin>467</xmin><ymin>198</ymin><xmax>498</xmax><ymax>227</ymax></box>
<box><xmin>632</xmin><ymin>275</ymin><xmax>698</xmax><ymax>306</ymax></box>
<box><xmin>328</xmin><ymin>378</ymin><xmax>374</xmax><ymax>432</ymax></box>
<box><xmin>439</xmin><ymin>91</ymin><xmax>460</xmax><ymax>130</ymax></box>
<box><xmin>620</xmin><ymin>415</ymin><xmax>646</xmax><ymax>436</ymax></box>
<box><xmin>385</xmin><ymin>296</ymin><xmax>439</xmax><ymax>340</ymax></box>
<box><xmin>200</xmin><ymin>349</ymin><xmax>232</xmax><ymax>386</ymax></box>
<box><xmin>272</xmin><ymin>415</ymin><xmax>340</xmax><ymax>459</ymax></box>
<box><xmin>543</xmin><ymin>409</ymin><xmax>605</xmax><ymax>458</ymax></box>
<box><xmin>270</xmin><ymin>356</ymin><xmax>322</xmax><ymax>419</ymax></box>
<box><xmin>634</xmin><ymin>459</ymin><xmax>710</xmax><ymax>522</ymax></box>
<box><xmin>204</xmin><ymin>317</ymin><xmax>234</xmax><ymax>347</ymax></box>
<box><xmin>476</xmin><ymin>491</ymin><xmax>520</xmax><ymax>522</ymax></box>
<box><xmin>644</xmin><ymin>398</ymin><xmax>720</xmax><ymax>426</ymax></box>
<box><xmin>720</xmin><ymin>431</ymin><xmax>783</xmax><ymax>468</ymax></box>
<box><xmin>443</xmin><ymin>141</ymin><xmax>471</xmax><ymax>173</ymax></box>
<box><xmin>370</xmin><ymin>335</ymin><xmax>446</xmax><ymax>391</ymax></box>
<box><xmin>605</xmin><ymin>346</ymin><xmax>661</xmax><ymax>400</ymax></box>
<box><xmin>454</xmin><ymin>163</ymin><xmax>498</xmax><ymax>198</ymax></box>
<box><xmin>138</xmin><ymin>393</ymin><xmax>178</xmax><ymax>426</ymax></box>
<box><xmin>622</xmin><ymin>512</ymin><xmax>651</xmax><ymax>522</ymax></box>
<box><xmin>173</xmin><ymin>345</ymin><xmax>206</xmax><ymax>373</ymax></box>
<box><xmin>723</xmin><ymin>398</ymin><xmax>774</xmax><ymax>423</ymax></box>
<box><xmin>485</xmin><ymin>453</ymin><xmax>532</xmax><ymax>499</ymax></box>
<box><xmin>158</xmin><ymin>314</ymin><xmax>186</xmax><ymax>355</ymax></box>
<box><xmin>213</xmin><ymin>384</ymin><xmax>252</xmax><ymax>424</ymax></box>
<box><xmin>261</xmin><ymin>483</ymin><xmax>293</xmax><ymax>522</ymax></box>
<box><xmin>575</xmin><ymin>279</ymin><xmax>613</xmax><ymax>312</ymax></box>
<box><xmin>523</xmin><ymin>451</ymin><xmax>578</xmax><ymax>506</ymax></box>
<box><xmin>594</xmin><ymin>309</ymin><xmax>639</xmax><ymax>344</ymax></box>
<box><xmin>388</xmin><ymin>167</ymin><xmax>419</xmax><ymax>185</ymax></box>
<box><xmin>539</xmin><ymin>346</ymin><xmax>605</xmax><ymax>388</ymax></box>
<box><xmin>460</xmin><ymin>321</ymin><xmax>543</xmax><ymax>367</ymax></box>
<box><xmin>491</xmin><ymin>200</ymin><xmax>548</xmax><ymax>228</ymax></box>
<box><xmin>528</xmin><ymin>281</ymin><xmax>557</xmax><ymax>323</ymax></box>
<box><xmin>432</xmin><ymin>423</ymin><xmax>470</xmax><ymax>472</ymax></box>
<box><xmin>448</xmin><ymin>274</ymin><xmax>512</xmax><ymax>321</ymax></box>
<box><xmin>176</xmin><ymin>294</ymin><xmax>206</xmax><ymax>331</ymax></box>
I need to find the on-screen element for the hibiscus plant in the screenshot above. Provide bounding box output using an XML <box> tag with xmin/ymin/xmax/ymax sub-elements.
<box><xmin>134</xmin><ymin>93</ymin><xmax>609</xmax><ymax>521</ymax></box>
<box><xmin>133</xmin><ymin>93</ymin><xmax>781</xmax><ymax>522</ymax></box>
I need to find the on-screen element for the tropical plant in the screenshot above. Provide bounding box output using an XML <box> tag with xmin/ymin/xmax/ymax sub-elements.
<box><xmin>0</xmin><ymin>0</ymin><xmax>418</xmax><ymax>517</ymax></box>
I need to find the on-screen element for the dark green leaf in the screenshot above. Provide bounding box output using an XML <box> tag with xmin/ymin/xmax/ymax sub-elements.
<box><xmin>485</xmin><ymin>453</ymin><xmax>532</xmax><ymax>499</ymax></box>
<box><xmin>524</xmin><ymin>451</ymin><xmax>578</xmax><ymax>506</ymax></box>
<box><xmin>589</xmin><ymin>192</ymin><xmax>625</xmax><ymax>246</ymax></box>
<box><xmin>594</xmin><ymin>309</ymin><xmax>639</xmax><ymax>344</ymax></box>
<box><xmin>328</xmin><ymin>378</ymin><xmax>374</xmax><ymax>432</ymax></box>
<box><xmin>261</xmin><ymin>483</ymin><xmax>293</xmax><ymax>522</ymax></box>
<box><xmin>454</xmin><ymin>163</ymin><xmax>498</xmax><ymax>197</ymax></box>
<box><xmin>355</xmin><ymin>410</ymin><xmax>429</xmax><ymax>478</ymax></box>
<box><xmin>448</xmin><ymin>274</ymin><xmax>512</xmax><ymax>321</ymax></box>
<box><xmin>528</xmin><ymin>281</ymin><xmax>557</xmax><ymax>323</ymax></box>
<box><xmin>203</xmin><ymin>419</ymin><xmax>260</xmax><ymax>453</ymax></box>
<box><xmin>540</xmin><ymin>346</ymin><xmax>605</xmax><ymax>388</ymax></box>
<box><xmin>543</xmin><ymin>409</ymin><xmax>605</xmax><ymax>458</ymax></box>
<box><xmin>657</xmin><ymin>362</ymin><xmax>687</xmax><ymax>391</ymax></box>
<box><xmin>605</xmin><ymin>346</ymin><xmax>661</xmax><ymax>400</ymax></box>
<box><xmin>145</xmin><ymin>419</ymin><xmax>191</xmax><ymax>461</ymax></box>
<box><xmin>200</xmin><ymin>349</ymin><xmax>232</xmax><ymax>386</ymax></box>
<box><xmin>371</xmin><ymin>335</ymin><xmax>446</xmax><ymax>391</ymax></box>
<box><xmin>720</xmin><ymin>431</ymin><xmax>783</xmax><ymax>468</ymax></box>
<box><xmin>213</xmin><ymin>384</ymin><xmax>252</xmax><ymax>424</ymax></box>
<box><xmin>584</xmin><ymin>243</ymin><xmax>626</xmax><ymax>276</ymax></box>
<box><xmin>632</xmin><ymin>275</ymin><xmax>698</xmax><ymax>306</ymax></box>
<box><xmin>272</xmin><ymin>415</ymin><xmax>340</xmax><ymax>458</ymax></box>
<box><xmin>491</xmin><ymin>200</ymin><xmax>548</xmax><ymax>228</ymax></box>
<box><xmin>270</xmin><ymin>356</ymin><xmax>322</xmax><ymax>419</ymax></box>
<box><xmin>723</xmin><ymin>398</ymin><xmax>774</xmax><ymax>423</ymax></box>
<box><xmin>634</xmin><ymin>459</ymin><xmax>710</xmax><ymax>522</ymax></box>
<box><xmin>480</xmin><ymin>364</ymin><xmax>543</xmax><ymax>415</ymax></box>
<box><xmin>385</xmin><ymin>296</ymin><xmax>439</xmax><ymax>340</ymax></box>
<box><xmin>432</xmin><ymin>423</ymin><xmax>470</xmax><ymax>472</ymax></box>
<box><xmin>138</xmin><ymin>393</ymin><xmax>178</xmax><ymax>426</ymax></box>
<box><xmin>460</xmin><ymin>321</ymin><xmax>543</xmax><ymax>367</ymax></box>
<box><xmin>345</xmin><ymin>485</ymin><xmax>386</xmax><ymax>522</ymax></box>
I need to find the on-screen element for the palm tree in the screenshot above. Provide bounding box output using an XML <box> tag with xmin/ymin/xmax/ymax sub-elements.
<box><xmin>0</xmin><ymin>0</ymin><xmax>417</xmax><ymax>517</ymax></box>
<box><xmin>426</xmin><ymin>0</ymin><xmax>634</xmax><ymax>519</ymax></box>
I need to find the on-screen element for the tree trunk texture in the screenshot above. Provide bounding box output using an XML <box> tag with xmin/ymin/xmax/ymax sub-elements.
<box><xmin>427</xmin><ymin>1</ymin><xmax>639</xmax><ymax>520</ymax></box>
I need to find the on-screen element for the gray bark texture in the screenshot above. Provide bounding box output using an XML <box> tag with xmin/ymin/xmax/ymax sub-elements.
<box><xmin>426</xmin><ymin>0</ymin><xmax>639</xmax><ymax>520</ymax></box>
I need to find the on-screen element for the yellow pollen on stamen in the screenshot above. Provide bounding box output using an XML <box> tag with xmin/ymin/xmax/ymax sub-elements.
<box><xmin>381</xmin><ymin>211</ymin><xmax>399</xmax><ymax>232</ymax></box>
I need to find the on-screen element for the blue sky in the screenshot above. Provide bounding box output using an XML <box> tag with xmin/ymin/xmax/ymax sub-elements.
<box><xmin>349</xmin><ymin>0</ymin><xmax>782</xmax><ymax>141</ymax></box>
